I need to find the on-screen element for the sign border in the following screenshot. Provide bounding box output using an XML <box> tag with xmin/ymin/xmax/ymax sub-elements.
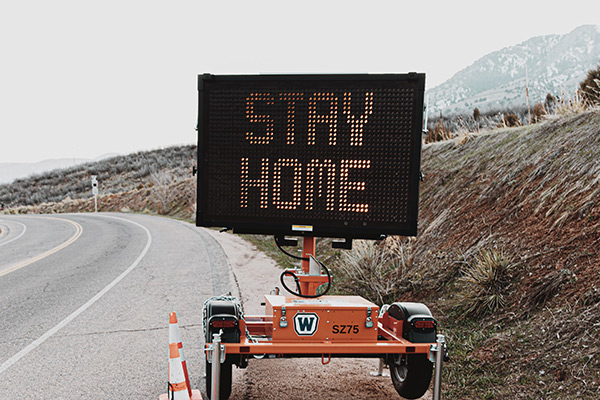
<box><xmin>196</xmin><ymin>73</ymin><xmax>425</xmax><ymax>239</ymax></box>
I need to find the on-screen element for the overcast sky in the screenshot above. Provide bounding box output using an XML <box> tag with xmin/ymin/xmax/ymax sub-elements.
<box><xmin>1</xmin><ymin>0</ymin><xmax>599</xmax><ymax>163</ymax></box>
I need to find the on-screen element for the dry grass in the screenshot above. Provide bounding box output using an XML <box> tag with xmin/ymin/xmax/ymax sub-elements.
<box><xmin>554</xmin><ymin>90</ymin><xmax>592</xmax><ymax>116</ymax></box>
<box><xmin>425</xmin><ymin>117</ymin><xmax>452</xmax><ymax>143</ymax></box>
<box><xmin>2</xmin><ymin>177</ymin><xmax>198</xmax><ymax>221</ymax></box>
<box><xmin>412</xmin><ymin>110</ymin><xmax>600</xmax><ymax>398</ymax></box>
<box><xmin>332</xmin><ymin>237</ymin><xmax>414</xmax><ymax>305</ymax></box>
<box><xmin>425</xmin><ymin>78</ymin><xmax>599</xmax><ymax>145</ymax></box>
<box><xmin>526</xmin><ymin>268</ymin><xmax>574</xmax><ymax>309</ymax></box>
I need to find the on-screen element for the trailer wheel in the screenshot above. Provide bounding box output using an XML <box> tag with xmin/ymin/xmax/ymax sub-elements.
<box><xmin>390</xmin><ymin>354</ymin><xmax>433</xmax><ymax>399</ymax></box>
<box><xmin>206</xmin><ymin>358</ymin><xmax>233</xmax><ymax>400</ymax></box>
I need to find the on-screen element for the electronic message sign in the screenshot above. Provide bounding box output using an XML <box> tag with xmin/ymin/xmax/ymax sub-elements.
<box><xmin>196</xmin><ymin>74</ymin><xmax>425</xmax><ymax>239</ymax></box>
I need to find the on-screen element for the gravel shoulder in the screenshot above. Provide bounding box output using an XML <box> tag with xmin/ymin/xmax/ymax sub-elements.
<box><xmin>204</xmin><ymin>229</ymin><xmax>433</xmax><ymax>400</ymax></box>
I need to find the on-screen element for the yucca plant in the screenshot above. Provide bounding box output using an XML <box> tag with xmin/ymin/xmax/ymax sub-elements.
<box><xmin>457</xmin><ymin>248</ymin><xmax>516</xmax><ymax>318</ymax></box>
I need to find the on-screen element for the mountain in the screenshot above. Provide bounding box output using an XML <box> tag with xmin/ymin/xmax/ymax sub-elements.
<box><xmin>0</xmin><ymin>154</ymin><xmax>119</xmax><ymax>185</ymax></box>
<box><xmin>428</xmin><ymin>24</ymin><xmax>600</xmax><ymax>116</ymax></box>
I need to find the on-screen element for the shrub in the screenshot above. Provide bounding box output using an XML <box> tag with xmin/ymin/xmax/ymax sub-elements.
<box><xmin>498</xmin><ymin>113</ymin><xmax>521</xmax><ymax>128</ymax></box>
<box><xmin>579</xmin><ymin>65</ymin><xmax>600</xmax><ymax>105</ymax></box>
<box><xmin>532</xmin><ymin>102</ymin><xmax>547</xmax><ymax>123</ymax></box>
<box><xmin>545</xmin><ymin>93</ymin><xmax>556</xmax><ymax>113</ymax></box>
<box><xmin>456</xmin><ymin>248</ymin><xmax>516</xmax><ymax>317</ymax></box>
<box><xmin>473</xmin><ymin>107</ymin><xmax>481</xmax><ymax>132</ymax></box>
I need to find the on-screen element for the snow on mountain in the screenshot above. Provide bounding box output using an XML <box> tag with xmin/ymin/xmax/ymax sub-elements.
<box><xmin>428</xmin><ymin>25</ymin><xmax>600</xmax><ymax>116</ymax></box>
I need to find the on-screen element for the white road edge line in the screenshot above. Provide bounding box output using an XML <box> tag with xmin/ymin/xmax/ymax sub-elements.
<box><xmin>0</xmin><ymin>215</ymin><xmax>152</xmax><ymax>375</ymax></box>
<box><xmin>0</xmin><ymin>220</ymin><xmax>27</xmax><ymax>247</ymax></box>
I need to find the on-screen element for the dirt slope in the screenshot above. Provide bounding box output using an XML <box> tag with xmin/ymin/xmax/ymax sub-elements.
<box><xmin>418</xmin><ymin>111</ymin><xmax>600</xmax><ymax>298</ymax></box>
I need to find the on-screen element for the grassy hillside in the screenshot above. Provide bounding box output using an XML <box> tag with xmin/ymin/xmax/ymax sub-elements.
<box><xmin>0</xmin><ymin>145</ymin><xmax>196</xmax><ymax>217</ymax></box>
<box><xmin>2</xmin><ymin>111</ymin><xmax>599</xmax><ymax>399</ymax></box>
<box><xmin>413</xmin><ymin>110</ymin><xmax>600</xmax><ymax>399</ymax></box>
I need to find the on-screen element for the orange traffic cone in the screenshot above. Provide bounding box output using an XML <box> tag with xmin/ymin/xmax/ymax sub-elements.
<box><xmin>159</xmin><ymin>343</ymin><xmax>203</xmax><ymax>400</ymax></box>
<box><xmin>158</xmin><ymin>312</ymin><xmax>203</xmax><ymax>400</ymax></box>
<box><xmin>169</xmin><ymin>311</ymin><xmax>192</xmax><ymax>397</ymax></box>
<box><xmin>168</xmin><ymin>343</ymin><xmax>190</xmax><ymax>400</ymax></box>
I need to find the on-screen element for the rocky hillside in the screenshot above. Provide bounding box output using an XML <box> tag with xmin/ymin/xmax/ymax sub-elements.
<box><xmin>2</xmin><ymin>111</ymin><xmax>600</xmax><ymax>399</ymax></box>
<box><xmin>428</xmin><ymin>25</ymin><xmax>600</xmax><ymax>116</ymax></box>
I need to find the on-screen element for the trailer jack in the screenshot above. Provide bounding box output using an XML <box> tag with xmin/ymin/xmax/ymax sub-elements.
<box><xmin>430</xmin><ymin>334</ymin><xmax>447</xmax><ymax>400</ymax></box>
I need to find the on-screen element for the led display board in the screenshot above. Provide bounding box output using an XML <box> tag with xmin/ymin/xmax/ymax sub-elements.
<box><xmin>196</xmin><ymin>74</ymin><xmax>425</xmax><ymax>239</ymax></box>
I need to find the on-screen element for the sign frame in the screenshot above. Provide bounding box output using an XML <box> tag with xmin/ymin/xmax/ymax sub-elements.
<box><xmin>196</xmin><ymin>73</ymin><xmax>425</xmax><ymax>239</ymax></box>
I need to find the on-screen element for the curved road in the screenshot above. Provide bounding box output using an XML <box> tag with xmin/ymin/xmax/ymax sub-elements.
<box><xmin>0</xmin><ymin>213</ymin><xmax>235</xmax><ymax>399</ymax></box>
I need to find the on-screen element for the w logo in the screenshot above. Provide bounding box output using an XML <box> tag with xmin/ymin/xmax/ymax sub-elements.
<box><xmin>293</xmin><ymin>312</ymin><xmax>319</xmax><ymax>336</ymax></box>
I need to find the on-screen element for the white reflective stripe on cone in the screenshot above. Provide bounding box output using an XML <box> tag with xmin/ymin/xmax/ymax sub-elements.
<box><xmin>168</xmin><ymin>343</ymin><xmax>191</xmax><ymax>400</ymax></box>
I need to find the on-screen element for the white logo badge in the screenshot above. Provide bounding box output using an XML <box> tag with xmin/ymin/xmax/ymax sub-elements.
<box><xmin>293</xmin><ymin>312</ymin><xmax>319</xmax><ymax>336</ymax></box>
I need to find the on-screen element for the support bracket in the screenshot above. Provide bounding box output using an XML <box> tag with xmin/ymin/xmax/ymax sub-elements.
<box><xmin>275</xmin><ymin>235</ymin><xmax>298</xmax><ymax>247</ymax></box>
<box><xmin>332</xmin><ymin>238</ymin><xmax>353</xmax><ymax>250</ymax></box>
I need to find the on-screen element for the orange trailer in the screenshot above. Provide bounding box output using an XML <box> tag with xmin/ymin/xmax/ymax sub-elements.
<box><xmin>203</xmin><ymin>237</ymin><xmax>446</xmax><ymax>400</ymax></box>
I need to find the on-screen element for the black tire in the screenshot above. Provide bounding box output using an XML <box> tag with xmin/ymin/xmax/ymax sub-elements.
<box><xmin>205</xmin><ymin>358</ymin><xmax>233</xmax><ymax>400</ymax></box>
<box><xmin>390</xmin><ymin>354</ymin><xmax>433</xmax><ymax>399</ymax></box>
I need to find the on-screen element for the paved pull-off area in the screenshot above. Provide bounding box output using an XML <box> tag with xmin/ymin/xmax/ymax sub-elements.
<box><xmin>0</xmin><ymin>213</ymin><xmax>430</xmax><ymax>399</ymax></box>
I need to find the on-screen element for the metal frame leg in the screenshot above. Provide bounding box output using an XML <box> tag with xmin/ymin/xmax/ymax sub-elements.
<box><xmin>370</xmin><ymin>358</ymin><xmax>389</xmax><ymax>377</ymax></box>
<box><xmin>211</xmin><ymin>333</ymin><xmax>222</xmax><ymax>400</ymax></box>
<box><xmin>432</xmin><ymin>334</ymin><xmax>446</xmax><ymax>400</ymax></box>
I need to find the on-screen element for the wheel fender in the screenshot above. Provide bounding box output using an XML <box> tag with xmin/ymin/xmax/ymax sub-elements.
<box><xmin>388</xmin><ymin>302</ymin><xmax>437</xmax><ymax>343</ymax></box>
<box><xmin>204</xmin><ymin>299</ymin><xmax>241</xmax><ymax>344</ymax></box>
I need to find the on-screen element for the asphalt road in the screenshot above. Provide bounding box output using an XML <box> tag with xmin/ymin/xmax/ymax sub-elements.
<box><xmin>0</xmin><ymin>213</ymin><xmax>235</xmax><ymax>399</ymax></box>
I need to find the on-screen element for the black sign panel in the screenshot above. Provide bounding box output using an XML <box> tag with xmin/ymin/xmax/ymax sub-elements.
<box><xmin>196</xmin><ymin>74</ymin><xmax>425</xmax><ymax>239</ymax></box>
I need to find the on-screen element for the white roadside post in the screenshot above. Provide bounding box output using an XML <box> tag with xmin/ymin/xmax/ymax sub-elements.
<box><xmin>91</xmin><ymin>175</ymin><xmax>98</xmax><ymax>213</ymax></box>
